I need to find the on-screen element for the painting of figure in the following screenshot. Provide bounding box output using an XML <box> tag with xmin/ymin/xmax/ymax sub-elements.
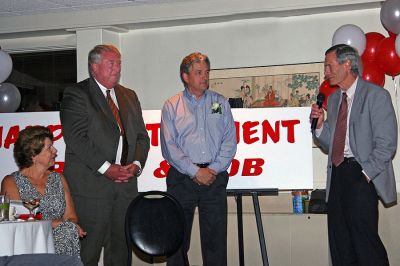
<box><xmin>209</xmin><ymin>63</ymin><xmax>323</xmax><ymax>108</ymax></box>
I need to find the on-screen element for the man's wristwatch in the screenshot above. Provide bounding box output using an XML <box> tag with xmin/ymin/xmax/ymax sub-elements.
<box><xmin>136</xmin><ymin>167</ymin><xmax>142</xmax><ymax>177</ymax></box>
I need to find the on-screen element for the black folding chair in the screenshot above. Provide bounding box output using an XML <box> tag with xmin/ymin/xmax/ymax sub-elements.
<box><xmin>125</xmin><ymin>191</ymin><xmax>185</xmax><ymax>265</ymax></box>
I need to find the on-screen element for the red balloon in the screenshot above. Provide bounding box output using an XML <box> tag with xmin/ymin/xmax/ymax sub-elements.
<box><xmin>388</xmin><ymin>31</ymin><xmax>397</xmax><ymax>38</ymax></box>
<box><xmin>361</xmin><ymin>32</ymin><xmax>386</xmax><ymax>63</ymax></box>
<box><xmin>318</xmin><ymin>80</ymin><xmax>338</xmax><ymax>110</ymax></box>
<box><xmin>376</xmin><ymin>36</ymin><xmax>400</xmax><ymax>77</ymax></box>
<box><xmin>362</xmin><ymin>63</ymin><xmax>385</xmax><ymax>87</ymax></box>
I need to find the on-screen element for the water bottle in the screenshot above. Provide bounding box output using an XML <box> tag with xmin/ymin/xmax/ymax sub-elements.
<box><xmin>292</xmin><ymin>193</ymin><xmax>303</xmax><ymax>214</ymax></box>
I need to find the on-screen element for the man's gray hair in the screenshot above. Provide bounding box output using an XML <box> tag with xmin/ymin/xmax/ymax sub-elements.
<box><xmin>325</xmin><ymin>44</ymin><xmax>362</xmax><ymax>76</ymax></box>
<box><xmin>88</xmin><ymin>44</ymin><xmax>121</xmax><ymax>77</ymax></box>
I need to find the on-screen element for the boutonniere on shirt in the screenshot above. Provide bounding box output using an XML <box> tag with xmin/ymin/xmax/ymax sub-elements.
<box><xmin>211</xmin><ymin>102</ymin><xmax>222</xmax><ymax>114</ymax></box>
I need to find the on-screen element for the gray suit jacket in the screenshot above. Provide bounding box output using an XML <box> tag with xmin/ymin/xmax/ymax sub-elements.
<box><xmin>60</xmin><ymin>78</ymin><xmax>150</xmax><ymax>198</ymax></box>
<box><xmin>315</xmin><ymin>78</ymin><xmax>397</xmax><ymax>205</ymax></box>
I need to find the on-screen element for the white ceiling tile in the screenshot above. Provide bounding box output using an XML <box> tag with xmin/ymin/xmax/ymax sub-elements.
<box><xmin>48</xmin><ymin>0</ymin><xmax>126</xmax><ymax>7</ymax></box>
<box><xmin>0</xmin><ymin>0</ymin><xmax>185</xmax><ymax>17</ymax></box>
<box><xmin>0</xmin><ymin>0</ymin><xmax>11</xmax><ymax>12</ymax></box>
<box><xmin>11</xmin><ymin>0</ymin><xmax>65</xmax><ymax>11</ymax></box>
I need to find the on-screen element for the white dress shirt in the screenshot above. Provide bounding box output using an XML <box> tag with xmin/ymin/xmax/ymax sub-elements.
<box><xmin>316</xmin><ymin>77</ymin><xmax>370</xmax><ymax>180</ymax></box>
<box><xmin>94</xmin><ymin>79</ymin><xmax>141</xmax><ymax>174</ymax></box>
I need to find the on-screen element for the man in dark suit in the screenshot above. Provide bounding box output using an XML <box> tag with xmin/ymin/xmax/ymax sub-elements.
<box><xmin>311</xmin><ymin>44</ymin><xmax>397</xmax><ymax>266</ymax></box>
<box><xmin>60</xmin><ymin>44</ymin><xmax>150</xmax><ymax>266</ymax></box>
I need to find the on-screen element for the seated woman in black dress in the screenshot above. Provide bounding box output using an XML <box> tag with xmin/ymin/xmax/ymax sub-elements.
<box><xmin>0</xmin><ymin>126</ymin><xmax>86</xmax><ymax>257</ymax></box>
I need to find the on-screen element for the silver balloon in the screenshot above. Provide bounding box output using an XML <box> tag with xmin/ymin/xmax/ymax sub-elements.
<box><xmin>381</xmin><ymin>0</ymin><xmax>400</xmax><ymax>34</ymax></box>
<box><xmin>0</xmin><ymin>83</ymin><xmax>21</xmax><ymax>113</ymax></box>
<box><xmin>332</xmin><ymin>24</ymin><xmax>366</xmax><ymax>55</ymax></box>
<box><xmin>0</xmin><ymin>50</ymin><xmax>13</xmax><ymax>83</ymax></box>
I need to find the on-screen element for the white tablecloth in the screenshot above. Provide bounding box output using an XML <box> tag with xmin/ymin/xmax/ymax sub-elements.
<box><xmin>0</xmin><ymin>220</ymin><xmax>55</xmax><ymax>256</ymax></box>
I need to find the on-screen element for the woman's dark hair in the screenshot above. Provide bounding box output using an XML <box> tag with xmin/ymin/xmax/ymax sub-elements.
<box><xmin>13</xmin><ymin>126</ymin><xmax>53</xmax><ymax>169</ymax></box>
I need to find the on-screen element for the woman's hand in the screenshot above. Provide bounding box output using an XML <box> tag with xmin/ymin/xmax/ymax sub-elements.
<box><xmin>51</xmin><ymin>218</ymin><xmax>64</xmax><ymax>229</ymax></box>
<box><xmin>51</xmin><ymin>218</ymin><xmax>87</xmax><ymax>237</ymax></box>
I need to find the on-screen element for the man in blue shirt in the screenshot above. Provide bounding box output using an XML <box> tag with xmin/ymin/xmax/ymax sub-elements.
<box><xmin>160</xmin><ymin>52</ymin><xmax>237</xmax><ymax>266</ymax></box>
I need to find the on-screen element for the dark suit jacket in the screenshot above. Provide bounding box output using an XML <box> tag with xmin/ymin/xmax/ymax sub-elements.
<box><xmin>315</xmin><ymin>78</ymin><xmax>397</xmax><ymax>205</ymax></box>
<box><xmin>60</xmin><ymin>78</ymin><xmax>150</xmax><ymax>198</ymax></box>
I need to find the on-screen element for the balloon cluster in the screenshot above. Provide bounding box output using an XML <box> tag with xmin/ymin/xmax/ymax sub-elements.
<box><xmin>0</xmin><ymin>49</ymin><xmax>20</xmax><ymax>113</ymax></box>
<box><xmin>319</xmin><ymin>0</ymin><xmax>400</xmax><ymax>109</ymax></box>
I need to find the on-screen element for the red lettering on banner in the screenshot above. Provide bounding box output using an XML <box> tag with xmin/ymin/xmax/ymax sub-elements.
<box><xmin>262</xmin><ymin>120</ymin><xmax>280</xmax><ymax>143</ymax></box>
<box><xmin>4</xmin><ymin>126</ymin><xmax>20</xmax><ymax>149</ymax></box>
<box><xmin>152</xmin><ymin>158</ymin><xmax>265</xmax><ymax>178</ymax></box>
<box><xmin>234</xmin><ymin>121</ymin><xmax>240</xmax><ymax>144</ymax></box>
<box><xmin>228</xmin><ymin>159</ymin><xmax>240</xmax><ymax>176</ymax></box>
<box><xmin>53</xmin><ymin>162</ymin><xmax>64</xmax><ymax>173</ymax></box>
<box><xmin>154</xmin><ymin>160</ymin><xmax>170</xmax><ymax>178</ymax></box>
<box><xmin>146</xmin><ymin>123</ymin><xmax>160</xmax><ymax>146</ymax></box>
<box><xmin>144</xmin><ymin>119</ymin><xmax>301</xmax><ymax>147</ymax></box>
<box><xmin>0</xmin><ymin>124</ymin><xmax>64</xmax><ymax>149</ymax></box>
<box><xmin>31</xmin><ymin>158</ymin><xmax>267</xmax><ymax>178</ymax></box>
<box><xmin>241</xmin><ymin>158</ymin><xmax>264</xmax><ymax>176</ymax></box>
<box><xmin>48</xmin><ymin>124</ymin><xmax>63</xmax><ymax>141</ymax></box>
<box><xmin>234</xmin><ymin>119</ymin><xmax>301</xmax><ymax>145</ymax></box>
<box><xmin>281</xmin><ymin>120</ymin><xmax>300</xmax><ymax>143</ymax></box>
<box><xmin>242</xmin><ymin>121</ymin><xmax>259</xmax><ymax>144</ymax></box>
<box><xmin>227</xmin><ymin>159</ymin><xmax>268</xmax><ymax>176</ymax></box>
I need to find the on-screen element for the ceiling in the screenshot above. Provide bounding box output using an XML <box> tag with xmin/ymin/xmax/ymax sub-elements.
<box><xmin>0</xmin><ymin>0</ymin><xmax>382</xmax><ymax>39</ymax></box>
<box><xmin>0</xmin><ymin>0</ymin><xmax>382</xmax><ymax>19</ymax></box>
<box><xmin>0</xmin><ymin>0</ymin><xmax>184</xmax><ymax>17</ymax></box>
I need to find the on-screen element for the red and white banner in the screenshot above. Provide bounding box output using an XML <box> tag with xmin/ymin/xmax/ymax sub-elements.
<box><xmin>0</xmin><ymin>108</ymin><xmax>313</xmax><ymax>191</ymax></box>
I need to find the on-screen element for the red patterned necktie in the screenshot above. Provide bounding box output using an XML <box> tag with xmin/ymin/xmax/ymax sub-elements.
<box><xmin>331</xmin><ymin>93</ymin><xmax>348</xmax><ymax>167</ymax></box>
<box><xmin>106</xmin><ymin>90</ymin><xmax>124</xmax><ymax>136</ymax></box>
<box><xmin>106</xmin><ymin>90</ymin><xmax>128</xmax><ymax>165</ymax></box>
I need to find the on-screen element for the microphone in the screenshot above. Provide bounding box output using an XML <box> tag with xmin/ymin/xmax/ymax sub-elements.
<box><xmin>311</xmin><ymin>93</ymin><xmax>325</xmax><ymax>131</ymax></box>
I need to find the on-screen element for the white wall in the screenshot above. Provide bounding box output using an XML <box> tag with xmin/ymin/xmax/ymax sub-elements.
<box><xmin>121</xmin><ymin>8</ymin><xmax>385</xmax><ymax>110</ymax></box>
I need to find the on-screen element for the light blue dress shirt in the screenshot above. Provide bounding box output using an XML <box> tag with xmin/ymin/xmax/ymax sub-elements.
<box><xmin>160</xmin><ymin>89</ymin><xmax>237</xmax><ymax>177</ymax></box>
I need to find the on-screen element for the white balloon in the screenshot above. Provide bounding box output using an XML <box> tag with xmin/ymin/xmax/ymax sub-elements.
<box><xmin>396</xmin><ymin>34</ymin><xmax>400</xmax><ymax>57</ymax></box>
<box><xmin>332</xmin><ymin>24</ymin><xmax>366</xmax><ymax>55</ymax></box>
<box><xmin>0</xmin><ymin>50</ymin><xmax>13</xmax><ymax>83</ymax></box>
<box><xmin>0</xmin><ymin>83</ymin><xmax>21</xmax><ymax>113</ymax></box>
